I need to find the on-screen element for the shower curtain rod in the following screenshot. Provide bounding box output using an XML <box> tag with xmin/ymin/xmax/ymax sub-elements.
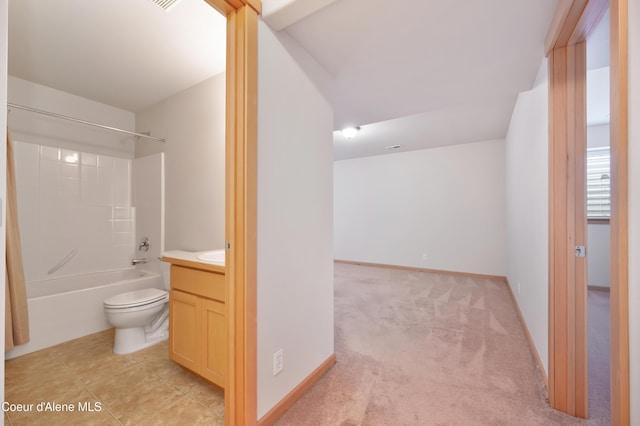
<box><xmin>7</xmin><ymin>102</ymin><xmax>166</xmax><ymax>143</ymax></box>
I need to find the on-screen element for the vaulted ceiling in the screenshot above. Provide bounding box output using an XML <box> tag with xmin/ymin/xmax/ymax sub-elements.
<box><xmin>9</xmin><ymin>0</ymin><xmax>568</xmax><ymax>160</ymax></box>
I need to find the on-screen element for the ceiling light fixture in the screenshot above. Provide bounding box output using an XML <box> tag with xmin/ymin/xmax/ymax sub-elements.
<box><xmin>341</xmin><ymin>126</ymin><xmax>360</xmax><ymax>140</ymax></box>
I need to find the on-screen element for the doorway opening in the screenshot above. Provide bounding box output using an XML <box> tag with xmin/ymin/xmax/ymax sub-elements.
<box><xmin>547</xmin><ymin>0</ymin><xmax>628</xmax><ymax>423</ymax></box>
<box><xmin>585</xmin><ymin>7</ymin><xmax>611</xmax><ymax>421</ymax></box>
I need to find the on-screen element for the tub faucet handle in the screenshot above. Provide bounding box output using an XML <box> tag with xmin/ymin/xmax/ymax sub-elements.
<box><xmin>139</xmin><ymin>237</ymin><xmax>150</xmax><ymax>252</ymax></box>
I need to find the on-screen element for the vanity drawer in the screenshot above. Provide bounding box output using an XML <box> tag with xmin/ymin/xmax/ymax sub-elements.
<box><xmin>170</xmin><ymin>265</ymin><xmax>225</xmax><ymax>302</ymax></box>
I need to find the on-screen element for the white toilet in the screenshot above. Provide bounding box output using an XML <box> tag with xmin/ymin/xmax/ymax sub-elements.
<box><xmin>104</xmin><ymin>287</ymin><xmax>169</xmax><ymax>354</ymax></box>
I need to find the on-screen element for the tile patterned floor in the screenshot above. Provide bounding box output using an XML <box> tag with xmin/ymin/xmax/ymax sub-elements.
<box><xmin>4</xmin><ymin>329</ymin><xmax>224</xmax><ymax>426</ymax></box>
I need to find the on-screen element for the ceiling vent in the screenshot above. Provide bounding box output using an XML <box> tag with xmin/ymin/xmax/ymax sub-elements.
<box><xmin>150</xmin><ymin>0</ymin><xmax>182</xmax><ymax>11</ymax></box>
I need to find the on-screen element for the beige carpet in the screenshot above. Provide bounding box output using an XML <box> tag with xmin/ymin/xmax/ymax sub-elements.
<box><xmin>588</xmin><ymin>289</ymin><xmax>611</xmax><ymax>422</ymax></box>
<box><xmin>276</xmin><ymin>263</ymin><xmax>609</xmax><ymax>425</ymax></box>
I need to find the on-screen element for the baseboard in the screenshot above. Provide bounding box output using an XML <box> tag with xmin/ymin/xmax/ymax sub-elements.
<box><xmin>588</xmin><ymin>285</ymin><xmax>610</xmax><ymax>292</ymax></box>
<box><xmin>257</xmin><ymin>353</ymin><xmax>337</xmax><ymax>426</ymax></box>
<box><xmin>334</xmin><ymin>259</ymin><xmax>507</xmax><ymax>282</ymax></box>
<box><xmin>505</xmin><ymin>279</ymin><xmax>548</xmax><ymax>389</ymax></box>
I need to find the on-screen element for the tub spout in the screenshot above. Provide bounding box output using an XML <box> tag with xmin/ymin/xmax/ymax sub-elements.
<box><xmin>131</xmin><ymin>258</ymin><xmax>148</xmax><ymax>265</ymax></box>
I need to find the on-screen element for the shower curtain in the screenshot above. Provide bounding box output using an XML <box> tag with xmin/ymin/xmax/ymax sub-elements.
<box><xmin>5</xmin><ymin>127</ymin><xmax>29</xmax><ymax>351</ymax></box>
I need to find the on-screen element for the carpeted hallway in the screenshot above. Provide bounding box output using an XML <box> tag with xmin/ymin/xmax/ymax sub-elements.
<box><xmin>276</xmin><ymin>262</ymin><xmax>609</xmax><ymax>425</ymax></box>
<box><xmin>588</xmin><ymin>288</ymin><xmax>611</xmax><ymax>422</ymax></box>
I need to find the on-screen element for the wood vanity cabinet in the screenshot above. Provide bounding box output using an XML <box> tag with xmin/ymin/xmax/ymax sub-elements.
<box><xmin>168</xmin><ymin>264</ymin><xmax>225</xmax><ymax>388</ymax></box>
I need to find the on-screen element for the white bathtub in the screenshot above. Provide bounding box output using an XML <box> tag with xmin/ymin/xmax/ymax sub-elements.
<box><xmin>5</xmin><ymin>268</ymin><xmax>164</xmax><ymax>359</ymax></box>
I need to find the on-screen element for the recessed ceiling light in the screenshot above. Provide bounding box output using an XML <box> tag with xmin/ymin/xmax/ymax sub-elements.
<box><xmin>341</xmin><ymin>126</ymin><xmax>360</xmax><ymax>139</ymax></box>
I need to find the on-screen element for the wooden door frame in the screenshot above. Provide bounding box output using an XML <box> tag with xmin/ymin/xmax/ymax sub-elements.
<box><xmin>546</xmin><ymin>0</ymin><xmax>629</xmax><ymax>423</ymax></box>
<box><xmin>549</xmin><ymin>38</ymin><xmax>589</xmax><ymax>418</ymax></box>
<box><xmin>204</xmin><ymin>1</ymin><xmax>259</xmax><ymax>424</ymax></box>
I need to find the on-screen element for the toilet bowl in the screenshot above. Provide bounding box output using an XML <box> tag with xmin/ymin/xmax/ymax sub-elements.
<box><xmin>104</xmin><ymin>287</ymin><xmax>169</xmax><ymax>354</ymax></box>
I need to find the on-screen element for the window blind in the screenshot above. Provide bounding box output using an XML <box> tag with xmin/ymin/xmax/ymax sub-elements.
<box><xmin>586</xmin><ymin>146</ymin><xmax>610</xmax><ymax>218</ymax></box>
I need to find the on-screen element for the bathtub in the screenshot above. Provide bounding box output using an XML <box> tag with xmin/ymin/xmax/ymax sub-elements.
<box><xmin>5</xmin><ymin>268</ymin><xmax>164</xmax><ymax>359</ymax></box>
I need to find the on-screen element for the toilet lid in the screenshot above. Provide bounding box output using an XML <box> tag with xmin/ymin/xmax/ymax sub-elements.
<box><xmin>104</xmin><ymin>288</ymin><xmax>168</xmax><ymax>309</ymax></box>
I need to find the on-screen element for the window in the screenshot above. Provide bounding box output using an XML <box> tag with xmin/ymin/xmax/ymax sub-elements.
<box><xmin>586</xmin><ymin>146</ymin><xmax>610</xmax><ymax>218</ymax></box>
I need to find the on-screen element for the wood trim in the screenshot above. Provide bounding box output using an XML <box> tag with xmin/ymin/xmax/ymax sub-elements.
<box><xmin>546</xmin><ymin>0</ymin><xmax>588</xmax><ymax>53</ymax></box>
<box><xmin>224</xmin><ymin>9</ymin><xmax>239</xmax><ymax>422</ymax></box>
<box><xmin>569</xmin><ymin>0</ymin><xmax>611</xmax><ymax>45</ymax></box>
<box><xmin>505</xmin><ymin>279</ymin><xmax>549</xmax><ymax>389</ymax></box>
<box><xmin>224</xmin><ymin>0</ymin><xmax>261</xmax><ymax>13</ymax></box>
<box><xmin>545</xmin><ymin>0</ymin><xmax>575</xmax><ymax>54</ymax></box>
<box><xmin>205</xmin><ymin>0</ymin><xmax>261</xmax><ymax>15</ymax></box>
<box><xmin>573</xmin><ymin>43</ymin><xmax>589</xmax><ymax>419</ymax></box>
<box><xmin>203</xmin><ymin>0</ymin><xmax>259</xmax><ymax>424</ymax></box>
<box><xmin>224</xmin><ymin>4</ymin><xmax>258</xmax><ymax>425</ymax></box>
<box><xmin>588</xmin><ymin>285</ymin><xmax>611</xmax><ymax>292</ymax></box>
<box><xmin>257</xmin><ymin>354</ymin><xmax>337</xmax><ymax>426</ymax></box>
<box><xmin>545</xmin><ymin>0</ymin><xmax>609</xmax><ymax>54</ymax></box>
<box><xmin>547</xmin><ymin>0</ymin><xmax>629</xmax><ymax>423</ymax></box>
<box><xmin>334</xmin><ymin>260</ymin><xmax>507</xmax><ymax>282</ymax></box>
<box><xmin>242</xmin><ymin>0</ymin><xmax>262</xmax><ymax>13</ymax></box>
<box><xmin>588</xmin><ymin>218</ymin><xmax>610</xmax><ymax>224</ymax></box>
<box><xmin>205</xmin><ymin>0</ymin><xmax>236</xmax><ymax>15</ymax></box>
<box><xmin>244</xmin><ymin>6</ymin><xmax>259</xmax><ymax>426</ymax></box>
<box><xmin>610</xmin><ymin>0</ymin><xmax>630</xmax><ymax>424</ymax></box>
<box><xmin>548</xmin><ymin>41</ymin><xmax>589</xmax><ymax>418</ymax></box>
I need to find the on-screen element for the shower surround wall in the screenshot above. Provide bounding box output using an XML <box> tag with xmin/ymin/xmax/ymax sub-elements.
<box><xmin>8</xmin><ymin>75</ymin><xmax>137</xmax><ymax>281</ymax></box>
<box><xmin>13</xmin><ymin>143</ymin><xmax>134</xmax><ymax>281</ymax></box>
<box><xmin>5</xmin><ymin>76</ymin><xmax>167</xmax><ymax>357</ymax></box>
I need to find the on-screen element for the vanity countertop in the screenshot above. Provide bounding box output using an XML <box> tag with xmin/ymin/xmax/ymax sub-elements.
<box><xmin>162</xmin><ymin>250</ymin><xmax>225</xmax><ymax>274</ymax></box>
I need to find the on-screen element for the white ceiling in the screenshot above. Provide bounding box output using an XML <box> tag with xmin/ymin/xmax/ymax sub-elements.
<box><xmin>586</xmin><ymin>8</ymin><xmax>611</xmax><ymax>127</ymax></box>
<box><xmin>587</xmin><ymin>8</ymin><xmax>610</xmax><ymax>71</ymax></box>
<box><xmin>279</xmin><ymin>0</ymin><xmax>560</xmax><ymax>160</ymax></box>
<box><xmin>8</xmin><ymin>0</ymin><xmax>226</xmax><ymax>112</ymax></box>
<box><xmin>10</xmin><ymin>0</ymin><xmax>585</xmax><ymax>161</ymax></box>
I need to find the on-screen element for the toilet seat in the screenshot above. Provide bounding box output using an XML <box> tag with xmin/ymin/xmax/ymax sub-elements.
<box><xmin>104</xmin><ymin>288</ymin><xmax>168</xmax><ymax>309</ymax></box>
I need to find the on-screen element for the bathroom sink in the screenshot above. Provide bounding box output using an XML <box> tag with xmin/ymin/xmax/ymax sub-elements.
<box><xmin>197</xmin><ymin>250</ymin><xmax>226</xmax><ymax>264</ymax></box>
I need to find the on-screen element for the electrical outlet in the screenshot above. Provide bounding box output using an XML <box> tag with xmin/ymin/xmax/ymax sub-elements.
<box><xmin>273</xmin><ymin>349</ymin><xmax>284</xmax><ymax>376</ymax></box>
<box><xmin>422</xmin><ymin>253</ymin><xmax>428</xmax><ymax>261</ymax></box>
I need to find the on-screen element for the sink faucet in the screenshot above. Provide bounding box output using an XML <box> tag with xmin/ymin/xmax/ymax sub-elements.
<box><xmin>131</xmin><ymin>258</ymin><xmax>148</xmax><ymax>265</ymax></box>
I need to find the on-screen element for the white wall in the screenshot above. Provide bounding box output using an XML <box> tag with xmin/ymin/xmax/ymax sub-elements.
<box><xmin>7</xmin><ymin>77</ymin><xmax>137</xmax><ymax>282</ymax></box>
<box><xmin>8</xmin><ymin>76</ymin><xmax>135</xmax><ymax>158</ymax></box>
<box><xmin>135</xmin><ymin>74</ymin><xmax>225</xmax><ymax>252</ymax></box>
<box><xmin>587</xmin><ymin>67</ymin><xmax>611</xmax><ymax>126</ymax></box>
<box><xmin>505</xmin><ymin>58</ymin><xmax>549</xmax><ymax>374</ymax></box>
<box><xmin>588</xmin><ymin>223</ymin><xmax>610</xmax><ymax>287</ymax></box>
<box><xmin>133</xmin><ymin>153</ymin><xmax>165</xmax><ymax>274</ymax></box>
<box><xmin>628</xmin><ymin>0</ymin><xmax>640</xmax><ymax>421</ymax></box>
<box><xmin>262</xmin><ymin>0</ymin><xmax>338</xmax><ymax>31</ymax></box>
<box><xmin>334</xmin><ymin>139</ymin><xmax>506</xmax><ymax>277</ymax></box>
<box><xmin>257</xmin><ymin>20</ymin><xmax>334</xmax><ymax>418</ymax></box>
<box><xmin>587</xmin><ymin>124</ymin><xmax>611</xmax><ymax>288</ymax></box>
<box><xmin>1</xmin><ymin>0</ymin><xmax>8</xmax><ymax>403</ymax></box>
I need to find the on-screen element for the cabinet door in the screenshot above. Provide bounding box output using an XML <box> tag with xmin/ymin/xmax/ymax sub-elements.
<box><xmin>169</xmin><ymin>290</ymin><xmax>200</xmax><ymax>373</ymax></box>
<box><xmin>201</xmin><ymin>298</ymin><xmax>226</xmax><ymax>387</ymax></box>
